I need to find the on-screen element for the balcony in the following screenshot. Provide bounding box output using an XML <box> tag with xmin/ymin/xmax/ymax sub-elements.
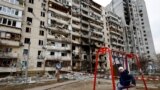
<box><xmin>44</xmin><ymin>67</ymin><xmax>55</xmax><ymax>71</ymax></box>
<box><xmin>91</xmin><ymin>37</ymin><xmax>104</xmax><ymax>42</ymax></box>
<box><xmin>46</xmin><ymin>55</ymin><xmax>71</xmax><ymax>61</ymax></box>
<box><xmin>72</xmin><ymin>17</ymin><xmax>80</xmax><ymax>22</ymax></box>
<box><xmin>93</xmin><ymin>30</ymin><xmax>103</xmax><ymax>35</ymax></box>
<box><xmin>61</xmin><ymin>67</ymin><xmax>71</xmax><ymax>71</ymax></box>
<box><xmin>1</xmin><ymin>1</ymin><xmax>24</xmax><ymax>10</ymax></box>
<box><xmin>81</xmin><ymin>6</ymin><xmax>89</xmax><ymax>11</ymax></box>
<box><xmin>0</xmin><ymin>67</ymin><xmax>17</xmax><ymax>72</ymax></box>
<box><xmin>81</xmin><ymin>12</ymin><xmax>90</xmax><ymax>18</ymax></box>
<box><xmin>0</xmin><ymin>39</ymin><xmax>20</xmax><ymax>47</ymax></box>
<box><xmin>72</xmin><ymin>40</ymin><xmax>80</xmax><ymax>44</ymax></box>
<box><xmin>0</xmin><ymin>26</ymin><xmax>21</xmax><ymax>34</ymax></box>
<box><xmin>48</xmin><ymin>26</ymin><xmax>70</xmax><ymax>34</ymax></box>
<box><xmin>110</xmin><ymin>30</ymin><xmax>121</xmax><ymax>36</ymax></box>
<box><xmin>94</xmin><ymin>43</ymin><xmax>102</xmax><ymax>47</ymax></box>
<box><xmin>111</xmin><ymin>36</ymin><xmax>118</xmax><ymax>39</ymax></box>
<box><xmin>61</xmin><ymin>57</ymin><xmax>71</xmax><ymax>61</ymax></box>
<box><xmin>48</xmin><ymin>8</ymin><xmax>71</xmax><ymax>18</ymax></box>
<box><xmin>90</xmin><ymin>23</ymin><xmax>103</xmax><ymax>29</ymax></box>
<box><xmin>108</xmin><ymin>19</ymin><xmax>121</xmax><ymax>26</ymax></box>
<box><xmin>91</xmin><ymin>5</ymin><xmax>101</xmax><ymax>12</ymax></box>
<box><xmin>0</xmin><ymin>52</ymin><xmax>18</xmax><ymax>58</ymax></box>
<box><xmin>81</xmin><ymin>26</ymin><xmax>89</xmax><ymax>31</ymax></box>
<box><xmin>46</xmin><ymin>46</ymin><xmax>71</xmax><ymax>51</ymax></box>
<box><xmin>81</xmin><ymin>41</ymin><xmax>89</xmax><ymax>45</ymax></box>
<box><xmin>72</xmin><ymin>24</ymin><xmax>81</xmax><ymax>29</ymax></box>
<box><xmin>49</xmin><ymin>17</ymin><xmax>70</xmax><ymax>25</ymax></box>
<box><xmin>81</xmin><ymin>34</ymin><xmax>89</xmax><ymax>38</ymax></box>
<box><xmin>82</xmin><ymin>20</ymin><xmax>89</xmax><ymax>25</ymax></box>
<box><xmin>117</xmin><ymin>43</ymin><xmax>124</xmax><ymax>47</ymax></box>
<box><xmin>47</xmin><ymin>35</ymin><xmax>71</xmax><ymax>43</ymax></box>
<box><xmin>111</xmin><ymin>41</ymin><xmax>118</xmax><ymax>46</ymax></box>
<box><xmin>72</xmin><ymin>32</ymin><xmax>81</xmax><ymax>37</ymax></box>
<box><xmin>46</xmin><ymin>55</ymin><xmax>62</xmax><ymax>60</ymax></box>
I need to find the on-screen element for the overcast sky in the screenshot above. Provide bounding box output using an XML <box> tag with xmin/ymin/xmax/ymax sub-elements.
<box><xmin>93</xmin><ymin>0</ymin><xmax>160</xmax><ymax>54</ymax></box>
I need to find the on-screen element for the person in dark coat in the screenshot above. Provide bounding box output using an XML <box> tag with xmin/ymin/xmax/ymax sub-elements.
<box><xmin>117</xmin><ymin>67</ymin><xmax>136</xmax><ymax>90</ymax></box>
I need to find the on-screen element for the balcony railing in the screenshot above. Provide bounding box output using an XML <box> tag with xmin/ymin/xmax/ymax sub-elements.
<box><xmin>47</xmin><ymin>35</ymin><xmax>71</xmax><ymax>43</ymax></box>
<box><xmin>0</xmin><ymin>52</ymin><xmax>18</xmax><ymax>58</ymax></box>
<box><xmin>0</xmin><ymin>39</ymin><xmax>20</xmax><ymax>47</ymax></box>
<box><xmin>46</xmin><ymin>55</ymin><xmax>71</xmax><ymax>61</ymax></box>
<box><xmin>72</xmin><ymin>32</ymin><xmax>80</xmax><ymax>37</ymax></box>
<box><xmin>0</xmin><ymin>67</ymin><xmax>17</xmax><ymax>72</ymax></box>
<box><xmin>46</xmin><ymin>45</ymin><xmax>71</xmax><ymax>51</ymax></box>
<box><xmin>72</xmin><ymin>24</ymin><xmax>81</xmax><ymax>29</ymax></box>
<box><xmin>72</xmin><ymin>40</ymin><xmax>80</xmax><ymax>44</ymax></box>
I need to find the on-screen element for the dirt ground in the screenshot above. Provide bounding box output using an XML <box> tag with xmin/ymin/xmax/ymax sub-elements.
<box><xmin>0</xmin><ymin>79</ymin><xmax>159</xmax><ymax>90</ymax></box>
<box><xmin>50</xmin><ymin>79</ymin><xmax>160</xmax><ymax>90</ymax></box>
<box><xmin>0</xmin><ymin>80</ymin><xmax>67</xmax><ymax>90</ymax></box>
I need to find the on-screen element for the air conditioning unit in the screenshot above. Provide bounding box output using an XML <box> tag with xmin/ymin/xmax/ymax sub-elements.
<box><xmin>27</xmin><ymin>21</ymin><xmax>32</xmax><ymax>25</ymax></box>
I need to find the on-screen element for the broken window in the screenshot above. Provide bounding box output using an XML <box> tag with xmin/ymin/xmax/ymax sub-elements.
<box><xmin>0</xmin><ymin>18</ymin><xmax>2</xmax><ymax>23</ymax></box>
<box><xmin>39</xmin><ymin>30</ymin><xmax>44</xmax><ymax>36</ymax></box>
<box><xmin>29</xmin><ymin>0</ymin><xmax>34</xmax><ymax>4</ymax></box>
<box><xmin>50</xmin><ymin>52</ymin><xmax>55</xmax><ymax>55</ymax></box>
<box><xmin>27</xmin><ymin>17</ymin><xmax>32</xmax><ymax>24</ymax></box>
<box><xmin>15</xmin><ymin>10</ymin><xmax>18</xmax><ymax>15</ymax></box>
<box><xmin>24</xmin><ymin>38</ymin><xmax>30</xmax><ymax>44</ymax></box>
<box><xmin>40</xmin><ymin>21</ymin><xmax>44</xmax><ymax>26</ymax></box>
<box><xmin>38</xmin><ymin>50</ymin><xmax>41</xmax><ymax>55</ymax></box>
<box><xmin>37</xmin><ymin>62</ymin><xmax>42</xmax><ymax>67</ymax></box>
<box><xmin>28</xmin><ymin>7</ymin><xmax>33</xmax><ymax>13</ymax></box>
<box><xmin>23</xmin><ymin>49</ymin><xmax>28</xmax><ymax>55</ymax></box>
<box><xmin>7</xmin><ymin>19</ymin><xmax>12</xmax><ymax>26</ymax></box>
<box><xmin>12</xmin><ymin>20</ymin><xmax>16</xmax><ymax>26</ymax></box>
<box><xmin>62</xmin><ymin>44</ymin><xmax>67</xmax><ymax>47</ymax></box>
<box><xmin>0</xmin><ymin>6</ymin><xmax>2</xmax><ymax>11</ymax></box>
<box><xmin>2</xmin><ymin>18</ymin><xmax>7</xmax><ymax>24</ymax></box>
<box><xmin>41</xmin><ymin>12</ymin><xmax>45</xmax><ymax>17</ymax></box>
<box><xmin>61</xmin><ymin>52</ymin><xmax>67</xmax><ymax>56</ymax></box>
<box><xmin>39</xmin><ymin>40</ymin><xmax>43</xmax><ymax>46</ymax></box>
<box><xmin>26</xmin><ymin>27</ymin><xmax>31</xmax><ymax>33</ymax></box>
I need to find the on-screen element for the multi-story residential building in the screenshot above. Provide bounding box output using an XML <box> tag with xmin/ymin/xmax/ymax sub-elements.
<box><xmin>71</xmin><ymin>0</ymin><xmax>104</xmax><ymax>72</ymax></box>
<box><xmin>136</xmin><ymin>0</ymin><xmax>157</xmax><ymax>61</ymax></box>
<box><xmin>0</xmin><ymin>0</ymin><xmax>24</xmax><ymax>75</ymax></box>
<box><xmin>20</xmin><ymin>0</ymin><xmax>104</xmax><ymax>75</ymax></box>
<box><xmin>0</xmin><ymin>0</ymin><xmax>157</xmax><ymax>76</ymax></box>
<box><xmin>107</xmin><ymin>0</ymin><xmax>157</xmax><ymax>61</ymax></box>
<box><xmin>105</xmin><ymin>11</ymin><xmax>124</xmax><ymax>52</ymax></box>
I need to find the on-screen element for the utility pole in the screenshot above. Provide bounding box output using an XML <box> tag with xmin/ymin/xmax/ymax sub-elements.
<box><xmin>25</xmin><ymin>41</ymin><xmax>30</xmax><ymax>83</ymax></box>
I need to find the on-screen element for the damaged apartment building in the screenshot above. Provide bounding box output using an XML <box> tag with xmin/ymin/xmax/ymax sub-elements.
<box><xmin>0</xmin><ymin>0</ymin><xmax>23</xmax><ymax>76</ymax></box>
<box><xmin>0</xmin><ymin>0</ymin><xmax>157</xmax><ymax>76</ymax></box>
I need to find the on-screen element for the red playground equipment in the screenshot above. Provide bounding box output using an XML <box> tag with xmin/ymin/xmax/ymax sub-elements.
<box><xmin>93</xmin><ymin>47</ymin><xmax>148</xmax><ymax>90</ymax></box>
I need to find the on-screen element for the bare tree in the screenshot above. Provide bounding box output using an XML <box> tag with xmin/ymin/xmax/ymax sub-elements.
<box><xmin>139</xmin><ymin>56</ymin><xmax>150</xmax><ymax>73</ymax></box>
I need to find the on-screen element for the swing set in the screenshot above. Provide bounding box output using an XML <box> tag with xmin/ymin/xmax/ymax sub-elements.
<box><xmin>93</xmin><ymin>47</ymin><xmax>148</xmax><ymax>90</ymax></box>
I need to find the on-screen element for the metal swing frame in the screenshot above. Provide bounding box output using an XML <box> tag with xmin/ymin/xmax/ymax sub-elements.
<box><xmin>93</xmin><ymin>47</ymin><xmax>148</xmax><ymax>90</ymax></box>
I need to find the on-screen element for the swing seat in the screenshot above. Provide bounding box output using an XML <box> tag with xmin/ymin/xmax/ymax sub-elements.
<box><xmin>121</xmin><ymin>84</ymin><xmax>135</xmax><ymax>89</ymax></box>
